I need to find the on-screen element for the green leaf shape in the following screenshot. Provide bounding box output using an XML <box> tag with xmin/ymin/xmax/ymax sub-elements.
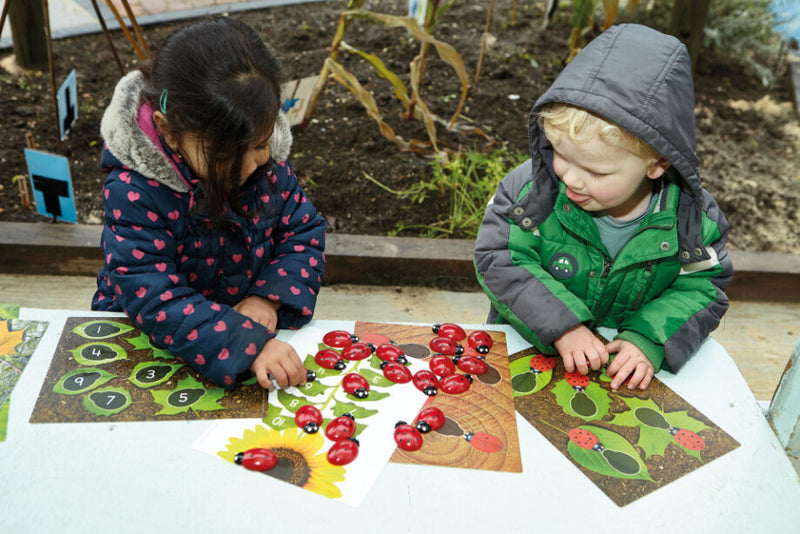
<box><xmin>263</xmin><ymin>402</ymin><xmax>294</xmax><ymax>431</ymax></box>
<box><xmin>82</xmin><ymin>386</ymin><xmax>132</xmax><ymax>416</ymax></box>
<box><xmin>567</xmin><ymin>425</ymin><xmax>652</xmax><ymax>481</ymax></box>
<box><xmin>552</xmin><ymin>380</ymin><xmax>611</xmax><ymax>421</ymax></box>
<box><xmin>151</xmin><ymin>376</ymin><xmax>225</xmax><ymax>415</ymax></box>
<box><xmin>611</xmin><ymin>397</ymin><xmax>710</xmax><ymax>460</ymax></box>
<box><xmin>241</xmin><ymin>374</ymin><xmax>258</xmax><ymax>386</ymax></box>
<box><xmin>121</xmin><ymin>332</ymin><xmax>174</xmax><ymax>360</ymax></box>
<box><xmin>277</xmin><ymin>390</ymin><xmax>313</xmax><ymax>414</ymax></box>
<box><xmin>53</xmin><ymin>368</ymin><xmax>115</xmax><ymax>395</ymax></box>
<box><xmin>359</xmin><ymin>367</ymin><xmax>395</xmax><ymax>388</ymax></box>
<box><xmin>332</xmin><ymin>400</ymin><xmax>378</xmax><ymax>420</ymax></box>
<box><xmin>73</xmin><ymin>320</ymin><xmax>133</xmax><ymax>340</ymax></box>
<box><xmin>297</xmin><ymin>377</ymin><xmax>333</xmax><ymax>397</ymax></box>
<box><xmin>303</xmin><ymin>348</ymin><xmax>346</xmax><ymax>379</ymax></box>
<box><xmin>128</xmin><ymin>362</ymin><xmax>183</xmax><ymax>388</ymax></box>
<box><xmin>71</xmin><ymin>342</ymin><xmax>128</xmax><ymax>366</ymax></box>
<box><xmin>346</xmin><ymin>389</ymin><xmax>389</xmax><ymax>402</ymax></box>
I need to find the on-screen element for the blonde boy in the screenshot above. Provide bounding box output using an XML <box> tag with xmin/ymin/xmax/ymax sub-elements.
<box><xmin>474</xmin><ymin>24</ymin><xmax>732</xmax><ymax>390</ymax></box>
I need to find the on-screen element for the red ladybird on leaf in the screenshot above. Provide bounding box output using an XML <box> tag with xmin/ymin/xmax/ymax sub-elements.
<box><xmin>295</xmin><ymin>404</ymin><xmax>323</xmax><ymax>434</ymax></box>
<box><xmin>394</xmin><ymin>421</ymin><xmax>423</xmax><ymax>451</ymax></box>
<box><xmin>315</xmin><ymin>349</ymin><xmax>345</xmax><ymax>370</ymax></box>
<box><xmin>341</xmin><ymin>342</ymin><xmax>373</xmax><ymax>361</ymax></box>
<box><xmin>467</xmin><ymin>330</ymin><xmax>493</xmax><ymax>354</ymax></box>
<box><xmin>440</xmin><ymin>373</ymin><xmax>472</xmax><ymax>395</ymax></box>
<box><xmin>342</xmin><ymin>373</ymin><xmax>370</xmax><ymax>399</ymax></box>
<box><xmin>568</xmin><ymin>428</ymin><xmax>601</xmax><ymax>450</ymax></box>
<box><xmin>565</xmin><ymin>371</ymin><xmax>591</xmax><ymax>391</ymax></box>
<box><xmin>381</xmin><ymin>361</ymin><xmax>413</xmax><ymax>384</ymax></box>
<box><xmin>530</xmin><ymin>354</ymin><xmax>555</xmax><ymax>373</ymax></box>
<box><xmin>234</xmin><ymin>448</ymin><xmax>278</xmax><ymax>471</ymax></box>
<box><xmin>323</xmin><ymin>330</ymin><xmax>358</xmax><ymax>348</ymax></box>
<box><xmin>671</xmin><ymin>428</ymin><xmax>706</xmax><ymax>451</ymax></box>
<box><xmin>432</xmin><ymin>323</ymin><xmax>466</xmax><ymax>342</ymax></box>
<box><xmin>412</xmin><ymin>370</ymin><xmax>440</xmax><ymax>396</ymax></box>
<box><xmin>325</xmin><ymin>413</ymin><xmax>356</xmax><ymax>441</ymax></box>
<box><xmin>327</xmin><ymin>438</ymin><xmax>359</xmax><ymax>465</ymax></box>
<box><xmin>375</xmin><ymin>343</ymin><xmax>407</xmax><ymax>364</ymax></box>
<box><xmin>429</xmin><ymin>354</ymin><xmax>456</xmax><ymax>377</ymax></box>
<box><xmin>429</xmin><ymin>337</ymin><xmax>463</xmax><ymax>356</ymax></box>
<box><xmin>414</xmin><ymin>406</ymin><xmax>445</xmax><ymax>433</ymax></box>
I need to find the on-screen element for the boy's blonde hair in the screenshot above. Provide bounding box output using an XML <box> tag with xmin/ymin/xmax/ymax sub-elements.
<box><xmin>539</xmin><ymin>103</ymin><xmax>661</xmax><ymax>163</ymax></box>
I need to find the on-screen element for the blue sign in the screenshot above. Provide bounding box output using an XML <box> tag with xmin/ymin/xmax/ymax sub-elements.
<box><xmin>24</xmin><ymin>148</ymin><xmax>77</xmax><ymax>223</ymax></box>
<box><xmin>57</xmin><ymin>70</ymin><xmax>78</xmax><ymax>140</ymax></box>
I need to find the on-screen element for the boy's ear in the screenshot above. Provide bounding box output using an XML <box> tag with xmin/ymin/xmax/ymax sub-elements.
<box><xmin>646</xmin><ymin>157</ymin><xmax>670</xmax><ymax>180</ymax></box>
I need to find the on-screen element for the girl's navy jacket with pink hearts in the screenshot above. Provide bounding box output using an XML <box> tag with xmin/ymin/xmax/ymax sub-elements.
<box><xmin>92</xmin><ymin>70</ymin><xmax>327</xmax><ymax>389</ymax></box>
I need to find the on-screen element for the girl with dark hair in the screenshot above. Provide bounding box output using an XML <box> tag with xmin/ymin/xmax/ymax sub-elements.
<box><xmin>92</xmin><ymin>17</ymin><xmax>326</xmax><ymax>391</ymax></box>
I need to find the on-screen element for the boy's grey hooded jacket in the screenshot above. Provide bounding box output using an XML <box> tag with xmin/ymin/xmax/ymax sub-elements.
<box><xmin>474</xmin><ymin>24</ymin><xmax>733</xmax><ymax>372</ymax></box>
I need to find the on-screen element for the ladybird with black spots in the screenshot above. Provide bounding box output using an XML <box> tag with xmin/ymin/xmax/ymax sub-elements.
<box><xmin>323</xmin><ymin>330</ymin><xmax>358</xmax><ymax>348</ymax></box>
<box><xmin>440</xmin><ymin>373</ymin><xmax>472</xmax><ymax>394</ymax></box>
<box><xmin>327</xmin><ymin>438</ymin><xmax>360</xmax><ymax>466</ymax></box>
<box><xmin>432</xmin><ymin>323</ymin><xmax>466</xmax><ymax>342</ymax></box>
<box><xmin>467</xmin><ymin>330</ymin><xmax>493</xmax><ymax>354</ymax></box>
<box><xmin>325</xmin><ymin>413</ymin><xmax>356</xmax><ymax>441</ymax></box>
<box><xmin>315</xmin><ymin>349</ymin><xmax>345</xmax><ymax>370</ymax></box>
<box><xmin>380</xmin><ymin>360</ymin><xmax>412</xmax><ymax>383</ymax></box>
<box><xmin>412</xmin><ymin>369</ymin><xmax>440</xmax><ymax>396</ymax></box>
<box><xmin>341</xmin><ymin>342</ymin><xmax>373</xmax><ymax>361</ymax></box>
<box><xmin>234</xmin><ymin>448</ymin><xmax>277</xmax><ymax>472</ymax></box>
<box><xmin>393</xmin><ymin>421</ymin><xmax>423</xmax><ymax>451</ymax></box>
<box><xmin>295</xmin><ymin>404</ymin><xmax>323</xmax><ymax>434</ymax></box>
<box><xmin>414</xmin><ymin>406</ymin><xmax>445</xmax><ymax>433</ymax></box>
<box><xmin>455</xmin><ymin>354</ymin><xmax>488</xmax><ymax>375</ymax></box>
<box><xmin>375</xmin><ymin>343</ymin><xmax>408</xmax><ymax>364</ymax></box>
<box><xmin>342</xmin><ymin>372</ymin><xmax>370</xmax><ymax>399</ymax></box>
<box><xmin>429</xmin><ymin>354</ymin><xmax>456</xmax><ymax>377</ymax></box>
<box><xmin>429</xmin><ymin>336</ymin><xmax>464</xmax><ymax>356</ymax></box>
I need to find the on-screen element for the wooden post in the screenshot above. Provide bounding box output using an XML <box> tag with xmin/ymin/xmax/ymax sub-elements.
<box><xmin>7</xmin><ymin>0</ymin><xmax>48</xmax><ymax>69</ymax></box>
<box><xmin>669</xmin><ymin>0</ymin><xmax>711</xmax><ymax>74</ymax></box>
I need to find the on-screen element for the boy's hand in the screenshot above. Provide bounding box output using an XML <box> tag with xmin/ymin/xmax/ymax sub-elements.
<box><xmin>249</xmin><ymin>338</ymin><xmax>307</xmax><ymax>390</ymax></box>
<box><xmin>605</xmin><ymin>339</ymin><xmax>655</xmax><ymax>390</ymax></box>
<box><xmin>554</xmin><ymin>325</ymin><xmax>609</xmax><ymax>375</ymax></box>
<box><xmin>234</xmin><ymin>295</ymin><xmax>280</xmax><ymax>331</ymax></box>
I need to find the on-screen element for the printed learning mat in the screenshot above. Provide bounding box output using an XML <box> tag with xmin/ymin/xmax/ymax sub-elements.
<box><xmin>194</xmin><ymin>324</ymin><xmax>430</xmax><ymax>507</ymax></box>
<box><xmin>510</xmin><ymin>347</ymin><xmax>740</xmax><ymax>506</ymax></box>
<box><xmin>30</xmin><ymin>317</ymin><xmax>268</xmax><ymax>423</ymax></box>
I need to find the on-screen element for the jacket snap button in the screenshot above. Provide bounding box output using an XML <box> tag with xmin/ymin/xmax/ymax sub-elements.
<box><xmin>562</xmin><ymin>204</ymin><xmax>572</xmax><ymax>213</ymax></box>
<box><xmin>660</xmin><ymin>242</ymin><xmax>670</xmax><ymax>251</ymax></box>
<box><xmin>513</xmin><ymin>207</ymin><xmax>524</xmax><ymax>216</ymax></box>
<box><xmin>588</xmin><ymin>270</ymin><xmax>596</xmax><ymax>278</ymax></box>
<box><xmin>681</xmin><ymin>250</ymin><xmax>690</xmax><ymax>259</ymax></box>
<box><xmin>521</xmin><ymin>217</ymin><xmax>532</xmax><ymax>227</ymax></box>
<box><xmin>694</xmin><ymin>247</ymin><xmax>703</xmax><ymax>256</ymax></box>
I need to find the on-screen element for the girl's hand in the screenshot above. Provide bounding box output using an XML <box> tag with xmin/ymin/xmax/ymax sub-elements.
<box><xmin>249</xmin><ymin>338</ymin><xmax>307</xmax><ymax>389</ymax></box>
<box><xmin>234</xmin><ymin>295</ymin><xmax>280</xmax><ymax>331</ymax></box>
<box><xmin>554</xmin><ymin>324</ymin><xmax>609</xmax><ymax>375</ymax></box>
<box><xmin>605</xmin><ymin>339</ymin><xmax>655</xmax><ymax>390</ymax></box>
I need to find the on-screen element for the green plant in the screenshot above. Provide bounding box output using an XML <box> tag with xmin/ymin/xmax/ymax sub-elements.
<box><xmin>365</xmin><ymin>146</ymin><xmax>528</xmax><ymax>238</ymax></box>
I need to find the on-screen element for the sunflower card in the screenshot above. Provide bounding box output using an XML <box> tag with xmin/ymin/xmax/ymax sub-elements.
<box><xmin>193</xmin><ymin>324</ymin><xmax>430</xmax><ymax>507</ymax></box>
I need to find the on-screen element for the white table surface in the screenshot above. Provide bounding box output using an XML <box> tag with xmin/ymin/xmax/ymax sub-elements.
<box><xmin>2</xmin><ymin>309</ymin><xmax>799</xmax><ymax>533</ymax></box>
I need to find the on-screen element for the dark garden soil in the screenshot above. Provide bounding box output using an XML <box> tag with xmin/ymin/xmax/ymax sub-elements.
<box><xmin>2</xmin><ymin>0</ymin><xmax>799</xmax><ymax>253</ymax></box>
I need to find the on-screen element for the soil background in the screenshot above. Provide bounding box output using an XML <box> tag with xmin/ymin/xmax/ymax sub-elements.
<box><xmin>2</xmin><ymin>0</ymin><xmax>800</xmax><ymax>253</ymax></box>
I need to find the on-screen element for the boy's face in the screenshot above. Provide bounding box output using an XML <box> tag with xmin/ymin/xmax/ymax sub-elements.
<box><xmin>550</xmin><ymin>129</ymin><xmax>666</xmax><ymax>220</ymax></box>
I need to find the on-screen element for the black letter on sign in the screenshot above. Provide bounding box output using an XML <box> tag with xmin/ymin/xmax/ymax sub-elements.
<box><xmin>32</xmin><ymin>174</ymin><xmax>69</xmax><ymax>218</ymax></box>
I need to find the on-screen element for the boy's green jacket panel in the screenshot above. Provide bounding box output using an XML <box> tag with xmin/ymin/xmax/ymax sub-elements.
<box><xmin>474</xmin><ymin>24</ymin><xmax>733</xmax><ymax>373</ymax></box>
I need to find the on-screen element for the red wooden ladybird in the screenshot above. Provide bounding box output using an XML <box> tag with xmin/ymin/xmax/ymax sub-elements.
<box><xmin>342</xmin><ymin>373</ymin><xmax>370</xmax><ymax>398</ymax></box>
<box><xmin>381</xmin><ymin>361</ymin><xmax>412</xmax><ymax>384</ymax></box>
<box><xmin>295</xmin><ymin>404</ymin><xmax>323</xmax><ymax>434</ymax></box>
<box><xmin>429</xmin><ymin>354</ymin><xmax>456</xmax><ymax>377</ymax></box>
<box><xmin>467</xmin><ymin>330</ymin><xmax>493</xmax><ymax>354</ymax></box>
<box><xmin>440</xmin><ymin>373</ymin><xmax>472</xmax><ymax>395</ymax></box>
<box><xmin>432</xmin><ymin>323</ymin><xmax>466</xmax><ymax>342</ymax></box>
<box><xmin>412</xmin><ymin>369</ymin><xmax>440</xmax><ymax>396</ymax></box>
<box><xmin>341</xmin><ymin>342</ymin><xmax>373</xmax><ymax>361</ymax></box>
<box><xmin>456</xmin><ymin>354</ymin><xmax>488</xmax><ymax>375</ymax></box>
<box><xmin>565</xmin><ymin>371</ymin><xmax>590</xmax><ymax>391</ymax></box>
<box><xmin>325</xmin><ymin>413</ymin><xmax>356</xmax><ymax>441</ymax></box>
<box><xmin>414</xmin><ymin>406</ymin><xmax>445</xmax><ymax>433</ymax></box>
<box><xmin>530</xmin><ymin>354</ymin><xmax>555</xmax><ymax>373</ymax></box>
<box><xmin>315</xmin><ymin>349</ymin><xmax>345</xmax><ymax>371</ymax></box>
<box><xmin>393</xmin><ymin>421</ymin><xmax>423</xmax><ymax>451</ymax></box>
<box><xmin>327</xmin><ymin>438</ymin><xmax>359</xmax><ymax>466</ymax></box>
<box><xmin>323</xmin><ymin>330</ymin><xmax>358</xmax><ymax>348</ymax></box>
<box><xmin>429</xmin><ymin>337</ymin><xmax>463</xmax><ymax>356</ymax></box>
<box><xmin>375</xmin><ymin>343</ymin><xmax>407</xmax><ymax>364</ymax></box>
<box><xmin>234</xmin><ymin>448</ymin><xmax>277</xmax><ymax>471</ymax></box>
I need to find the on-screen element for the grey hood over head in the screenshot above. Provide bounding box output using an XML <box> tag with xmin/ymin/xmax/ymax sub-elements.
<box><xmin>521</xmin><ymin>23</ymin><xmax>726</xmax><ymax>264</ymax></box>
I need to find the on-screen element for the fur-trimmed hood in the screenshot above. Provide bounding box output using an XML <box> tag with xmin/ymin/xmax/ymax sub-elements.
<box><xmin>100</xmin><ymin>70</ymin><xmax>293</xmax><ymax>193</ymax></box>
